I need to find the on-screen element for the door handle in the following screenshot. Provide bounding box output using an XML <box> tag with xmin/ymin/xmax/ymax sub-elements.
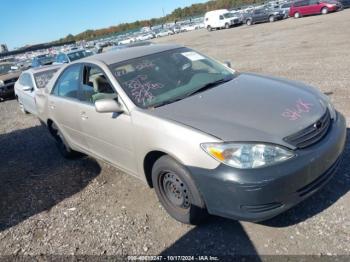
<box><xmin>80</xmin><ymin>112</ymin><xmax>88</xmax><ymax>120</ymax></box>
<box><xmin>49</xmin><ymin>103</ymin><xmax>55</xmax><ymax>109</ymax></box>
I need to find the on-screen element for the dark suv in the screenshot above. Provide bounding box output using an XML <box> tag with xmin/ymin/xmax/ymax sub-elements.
<box><xmin>244</xmin><ymin>8</ymin><xmax>285</xmax><ymax>25</ymax></box>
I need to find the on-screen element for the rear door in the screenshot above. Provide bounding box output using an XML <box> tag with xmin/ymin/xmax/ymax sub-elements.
<box><xmin>299</xmin><ymin>0</ymin><xmax>313</xmax><ymax>15</ymax></box>
<box><xmin>308</xmin><ymin>0</ymin><xmax>321</xmax><ymax>14</ymax></box>
<box><xmin>48</xmin><ymin>64</ymin><xmax>88</xmax><ymax>151</ymax></box>
<box><xmin>77</xmin><ymin>64</ymin><xmax>137</xmax><ymax>174</ymax></box>
<box><xmin>253</xmin><ymin>9</ymin><xmax>264</xmax><ymax>22</ymax></box>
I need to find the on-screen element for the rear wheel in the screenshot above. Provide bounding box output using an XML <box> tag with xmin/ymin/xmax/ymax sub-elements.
<box><xmin>294</xmin><ymin>12</ymin><xmax>301</xmax><ymax>18</ymax></box>
<box><xmin>321</xmin><ymin>7</ymin><xmax>329</xmax><ymax>14</ymax></box>
<box><xmin>207</xmin><ymin>25</ymin><xmax>212</xmax><ymax>31</ymax></box>
<box><xmin>246</xmin><ymin>19</ymin><xmax>252</xmax><ymax>26</ymax></box>
<box><xmin>152</xmin><ymin>155</ymin><xmax>208</xmax><ymax>224</ymax></box>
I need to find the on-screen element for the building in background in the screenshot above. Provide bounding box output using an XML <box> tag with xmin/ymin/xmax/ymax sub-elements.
<box><xmin>0</xmin><ymin>44</ymin><xmax>9</xmax><ymax>53</ymax></box>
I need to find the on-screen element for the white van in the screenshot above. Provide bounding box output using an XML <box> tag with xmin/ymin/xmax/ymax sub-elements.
<box><xmin>204</xmin><ymin>9</ymin><xmax>241</xmax><ymax>31</ymax></box>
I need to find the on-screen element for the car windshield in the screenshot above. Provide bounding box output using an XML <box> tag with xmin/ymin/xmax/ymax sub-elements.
<box><xmin>0</xmin><ymin>63</ymin><xmax>13</xmax><ymax>75</ymax></box>
<box><xmin>67</xmin><ymin>50</ymin><xmax>91</xmax><ymax>62</ymax></box>
<box><xmin>110</xmin><ymin>47</ymin><xmax>235</xmax><ymax>108</ymax></box>
<box><xmin>223</xmin><ymin>13</ymin><xmax>235</xmax><ymax>18</ymax></box>
<box><xmin>34</xmin><ymin>68</ymin><xmax>59</xmax><ymax>89</ymax></box>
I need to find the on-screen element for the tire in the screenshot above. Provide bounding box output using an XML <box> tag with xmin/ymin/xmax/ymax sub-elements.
<box><xmin>294</xmin><ymin>12</ymin><xmax>301</xmax><ymax>18</ymax></box>
<box><xmin>269</xmin><ymin>15</ymin><xmax>275</xmax><ymax>22</ymax></box>
<box><xmin>321</xmin><ymin>7</ymin><xmax>329</xmax><ymax>14</ymax></box>
<box><xmin>225</xmin><ymin>23</ymin><xmax>230</xmax><ymax>29</ymax></box>
<box><xmin>246</xmin><ymin>19</ymin><xmax>252</xmax><ymax>26</ymax></box>
<box><xmin>51</xmin><ymin>122</ymin><xmax>82</xmax><ymax>159</ymax></box>
<box><xmin>152</xmin><ymin>155</ymin><xmax>208</xmax><ymax>224</ymax></box>
<box><xmin>207</xmin><ymin>25</ymin><xmax>212</xmax><ymax>31</ymax></box>
<box><xmin>19</xmin><ymin>101</ymin><xmax>29</xmax><ymax>114</ymax></box>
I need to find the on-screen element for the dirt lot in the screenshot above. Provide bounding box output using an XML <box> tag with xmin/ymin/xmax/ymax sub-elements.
<box><xmin>1</xmin><ymin>9</ymin><xmax>350</xmax><ymax>258</ymax></box>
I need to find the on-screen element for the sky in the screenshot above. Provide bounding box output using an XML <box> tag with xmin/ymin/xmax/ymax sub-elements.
<box><xmin>1</xmin><ymin>0</ymin><xmax>207</xmax><ymax>50</ymax></box>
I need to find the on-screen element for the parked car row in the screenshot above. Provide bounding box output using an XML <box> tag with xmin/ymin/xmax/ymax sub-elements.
<box><xmin>205</xmin><ymin>0</ymin><xmax>347</xmax><ymax>30</ymax></box>
<box><xmin>11</xmin><ymin>44</ymin><xmax>346</xmax><ymax>225</ymax></box>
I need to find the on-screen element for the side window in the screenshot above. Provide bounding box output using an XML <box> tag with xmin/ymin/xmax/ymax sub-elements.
<box><xmin>219</xmin><ymin>15</ymin><xmax>224</xmax><ymax>20</ymax></box>
<box><xmin>309</xmin><ymin>0</ymin><xmax>318</xmax><ymax>4</ymax></box>
<box><xmin>52</xmin><ymin>64</ymin><xmax>81</xmax><ymax>99</ymax></box>
<box><xmin>80</xmin><ymin>65</ymin><xmax>116</xmax><ymax>104</ymax></box>
<box><xmin>294</xmin><ymin>1</ymin><xmax>301</xmax><ymax>7</ymax></box>
<box><xmin>301</xmin><ymin>0</ymin><xmax>309</xmax><ymax>6</ymax></box>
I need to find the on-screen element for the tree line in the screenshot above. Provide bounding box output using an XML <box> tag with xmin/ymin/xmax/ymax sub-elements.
<box><xmin>55</xmin><ymin>0</ymin><xmax>262</xmax><ymax>44</ymax></box>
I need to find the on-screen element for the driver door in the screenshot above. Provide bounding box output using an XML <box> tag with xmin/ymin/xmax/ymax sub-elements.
<box><xmin>77</xmin><ymin>64</ymin><xmax>137</xmax><ymax>174</ymax></box>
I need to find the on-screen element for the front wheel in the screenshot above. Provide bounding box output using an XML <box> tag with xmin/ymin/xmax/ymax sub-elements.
<box><xmin>269</xmin><ymin>15</ymin><xmax>275</xmax><ymax>22</ymax></box>
<box><xmin>246</xmin><ymin>19</ymin><xmax>252</xmax><ymax>26</ymax></box>
<box><xmin>225</xmin><ymin>23</ymin><xmax>230</xmax><ymax>29</ymax></box>
<box><xmin>207</xmin><ymin>25</ymin><xmax>212</xmax><ymax>31</ymax></box>
<box><xmin>294</xmin><ymin>12</ymin><xmax>301</xmax><ymax>18</ymax></box>
<box><xmin>321</xmin><ymin>7</ymin><xmax>329</xmax><ymax>14</ymax></box>
<box><xmin>152</xmin><ymin>155</ymin><xmax>208</xmax><ymax>224</ymax></box>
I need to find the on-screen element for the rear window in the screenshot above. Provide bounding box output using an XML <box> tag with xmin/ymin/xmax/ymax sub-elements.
<box><xmin>34</xmin><ymin>69</ymin><xmax>59</xmax><ymax>89</ymax></box>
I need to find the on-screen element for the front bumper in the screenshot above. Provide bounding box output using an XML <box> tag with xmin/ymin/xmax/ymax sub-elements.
<box><xmin>275</xmin><ymin>14</ymin><xmax>285</xmax><ymax>20</ymax></box>
<box><xmin>189</xmin><ymin>112</ymin><xmax>347</xmax><ymax>222</ymax></box>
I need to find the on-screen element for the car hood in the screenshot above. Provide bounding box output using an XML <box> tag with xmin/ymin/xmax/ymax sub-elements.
<box><xmin>148</xmin><ymin>73</ymin><xmax>327</xmax><ymax>148</ymax></box>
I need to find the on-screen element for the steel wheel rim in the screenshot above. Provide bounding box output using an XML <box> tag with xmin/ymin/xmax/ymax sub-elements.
<box><xmin>160</xmin><ymin>171</ymin><xmax>190</xmax><ymax>210</ymax></box>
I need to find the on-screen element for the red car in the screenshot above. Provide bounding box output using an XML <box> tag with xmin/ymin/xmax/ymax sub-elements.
<box><xmin>289</xmin><ymin>0</ymin><xmax>342</xmax><ymax>18</ymax></box>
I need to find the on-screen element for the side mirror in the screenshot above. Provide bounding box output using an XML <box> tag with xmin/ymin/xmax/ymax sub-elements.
<box><xmin>223</xmin><ymin>60</ymin><xmax>232</xmax><ymax>68</ymax></box>
<box><xmin>23</xmin><ymin>85</ymin><xmax>34</xmax><ymax>92</ymax></box>
<box><xmin>95</xmin><ymin>98</ymin><xmax>123</xmax><ymax>113</ymax></box>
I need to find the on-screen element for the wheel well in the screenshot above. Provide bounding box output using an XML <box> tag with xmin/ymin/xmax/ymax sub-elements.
<box><xmin>47</xmin><ymin>119</ymin><xmax>56</xmax><ymax>137</ymax></box>
<box><xmin>143</xmin><ymin>151</ymin><xmax>166</xmax><ymax>188</ymax></box>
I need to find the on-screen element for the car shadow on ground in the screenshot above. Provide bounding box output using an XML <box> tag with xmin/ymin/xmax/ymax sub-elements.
<box><xmin>160</xmin><ymin>217</ymin><xmax>260</xmax><ymax>259</ymax></box>
<box><xmin>0</xmin><ymin>125</ymin><xmax>101</xmax><ymax>231</ymax></box>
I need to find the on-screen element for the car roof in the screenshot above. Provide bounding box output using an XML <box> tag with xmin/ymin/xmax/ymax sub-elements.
<box><xmin>64</xmin><ymin>49</ymin><xmax>86</xmax><ymax>55</ymax></box>
<box><xmin>24</xmin><ymin>64</ymin><xmax>63</xmax><ymax>74</ymax></box>
<box><xmin>81</xmin><ymin>44</ymin><xmax>182</xmax><ymax>65</ymax></box>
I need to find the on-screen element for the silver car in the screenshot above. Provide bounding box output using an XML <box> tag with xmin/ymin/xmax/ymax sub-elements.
<box><xmin>37</xmin><ymin>44</ymin><xmax>346</xmax><ymax>224</ymax></box>
<box><xmin>14</xmin><ymin>65</ymin><xmax>61</xmax><ymax>115</ymax></box>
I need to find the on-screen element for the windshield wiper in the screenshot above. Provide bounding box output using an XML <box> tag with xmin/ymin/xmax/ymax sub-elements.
<box><xmin>185</xmin><ymin>76</ymin><xmax>234</xmax><ymax>98</ymax></box>
<box><xmin>152</xmin><ymin>76</ymin><xmax>234</xmax><ymax>108</ymax></box>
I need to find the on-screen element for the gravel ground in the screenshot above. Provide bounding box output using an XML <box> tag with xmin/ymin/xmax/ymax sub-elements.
<box><xmin>0</xmin><ymin>9</ymin><xmax>350</xmax><ymax>259</ymax></box>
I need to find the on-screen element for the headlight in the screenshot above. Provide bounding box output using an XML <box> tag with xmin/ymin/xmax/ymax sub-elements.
<box><xmin>201</xmin><ymin>143</ymin><xmax>295</xmax><ymax>169</ymax></box>
<box><xmin>0</xmin><ymin>80</ymin><xmax>4</xmax><ymax>87</ymax></box>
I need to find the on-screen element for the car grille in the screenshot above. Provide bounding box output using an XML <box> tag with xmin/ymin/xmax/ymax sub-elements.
<box><xmin>283</xmin><ymin>109</ymin><xmax>331</xmax><ymax>148</ymax></box>
<box><xmin>4</xmin><ymin>78</ymin><xmax>17</xmax><ymax>85</ymax></box>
